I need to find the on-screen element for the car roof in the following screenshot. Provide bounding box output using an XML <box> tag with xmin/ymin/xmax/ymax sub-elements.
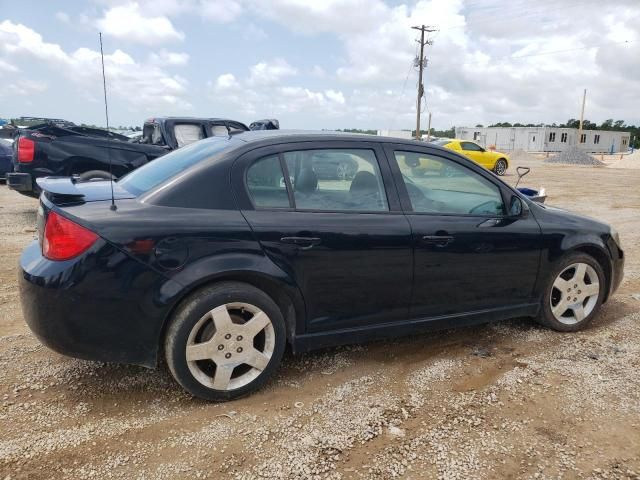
<box><xmin>230</xmin><ymin>129</ymin><xmax>432</xmax><ymax>146</ymax></box>
<box><xmin>144</xmin><ymin>117</ymin><xmax>246</xmax><ymax>123</ymax></box>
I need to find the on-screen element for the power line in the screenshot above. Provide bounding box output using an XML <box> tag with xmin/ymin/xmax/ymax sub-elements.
<box><xmin>442</xmin><ymin>0</ymin><xmax>592</xmax><ymax>31</ymax></box>
<box><xmin>458</xmin><ymin>39</ymin><xmax>633</xmax><ymax>67</ymax></box>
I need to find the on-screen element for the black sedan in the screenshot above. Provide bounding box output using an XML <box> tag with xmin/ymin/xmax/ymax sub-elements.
<box><xmin>19</xmin><ymin>131</ymin><xmax>624</xmax><ymax>401</ymax></box>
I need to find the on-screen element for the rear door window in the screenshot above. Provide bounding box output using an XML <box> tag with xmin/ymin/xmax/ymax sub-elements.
<box><xmin>283</xmin><ymin>149</ymin><xmax>388</xmax><ymax>212</ymax></box>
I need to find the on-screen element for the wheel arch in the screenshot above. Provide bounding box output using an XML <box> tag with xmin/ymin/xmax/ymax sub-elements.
<box><xmin>570</xmin><ymin>245</ymin><xmax>612</xmax><ymax>302</ymax></box>
<box><xmin>65</xmin><ymin>156</ymin><xmax>109</xmax><ymax>176</ymax></box>
<box><xmin>155</xmin><ymin>267</ymin><xmax>305</xmax><ymax>366</ymax></box>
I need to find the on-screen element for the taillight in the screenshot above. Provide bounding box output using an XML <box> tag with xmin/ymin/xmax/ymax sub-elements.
<box><xmin>17</xmin><ymin>137</ymin><xmax>35</xmax><ymax>163</ymax></box>
<box><xmin>43</xmin><ymin>211</ymin><xmax>98</xmax><ymax>261</ymax></box>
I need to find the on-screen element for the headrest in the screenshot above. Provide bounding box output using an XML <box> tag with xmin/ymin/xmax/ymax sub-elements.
<box><xmin>350</xmin><ymin>171</ymin><xmax>378</xmax><ymax>193</ymax></box>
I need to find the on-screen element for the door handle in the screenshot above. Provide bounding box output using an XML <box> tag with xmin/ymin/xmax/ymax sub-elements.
<box><xmin>421</xmin><ymin>235</ymin><xmax>454</xmax><ymax>247</ymax></box>
<box><xmin>280</xmin><ymin>236</ymin><xmax>322</xmax><ymax>249</ymax></box>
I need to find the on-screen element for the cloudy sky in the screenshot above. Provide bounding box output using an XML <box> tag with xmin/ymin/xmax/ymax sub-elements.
<box><xmin>1</xmin><ymin>0</ymin><xmax>638</xmax><ymax>130</ymax></box>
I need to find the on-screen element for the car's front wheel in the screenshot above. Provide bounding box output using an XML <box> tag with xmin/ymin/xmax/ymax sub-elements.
<box><xmin>165</xmin><ymin>282</ymin><xmax>286</xmax><ymax>401</ymax></box>
<box><xmin>493</xmin><ymin>159</ymin><xmax>508</xmax><ymax>176</ymax></box>
<box><xmin>537</xmin><ymin>253</ymin><xmax>605</xmax><ymax>332</ymax></box>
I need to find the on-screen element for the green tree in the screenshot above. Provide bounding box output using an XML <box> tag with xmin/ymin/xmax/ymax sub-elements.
<box><xmin>599</xmin><ymin>119</ymin><xmax>613</xmax><ymax>130</ymax></box>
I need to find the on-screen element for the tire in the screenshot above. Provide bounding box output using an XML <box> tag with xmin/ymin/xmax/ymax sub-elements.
<box><xmin>493</xmin><ymin>159</ymin><xmax>507</xmax><ymax>176</ymax></box>
<box><xmin>165</xmin><ymin>282</ymin><xmax>286</xmax><ymax>401</ymax></box>
<box><xmin>77</xmin><ymin>170</ymin><xmax>115</xmax><ymax>182</ymax></box>
<box><xmin>536</xmin><ymin>252</ymin><xmax>606</xmax><ymax>332</ymax></box>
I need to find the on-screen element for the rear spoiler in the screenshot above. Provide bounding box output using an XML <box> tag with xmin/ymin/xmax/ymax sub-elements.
<box><xmin>36</xmin><ymin>177</ymin><xmax>136</xmax><ymax>206</ymax></box>
<box><xmin>36</xmin><ymin>177</ymin><xmax>85</xmax><ymax>205</ymax></box>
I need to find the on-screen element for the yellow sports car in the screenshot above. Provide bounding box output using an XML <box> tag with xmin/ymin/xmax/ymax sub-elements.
<box><xmin>433</xmin><ymin>139</ymin><xmax>509</xmax><ymax>176</ymax></box>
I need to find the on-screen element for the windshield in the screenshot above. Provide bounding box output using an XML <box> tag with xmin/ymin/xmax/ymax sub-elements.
<box><xmin>431</xmin><ymin>139</ymin><xmax>451</xmax><ymax>146</ymax></box>
<box><xmin>118</xmin><ymin>138</ymin><xmax>235</xmax><ymax>196</ymax></box>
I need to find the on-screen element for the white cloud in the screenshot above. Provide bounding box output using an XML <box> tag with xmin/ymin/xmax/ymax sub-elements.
<box><xmin>210</xmin><ymin>64</ymin><xmax>346</xmax><ymax>120</ymax></box>
<box><xmin>55</xmin><ymin>12</ymin><xmax>70</xmax><ymax>23</ymax></box>
<box><xmin>0</xmin><ymin>20</ymin><xmax>191</xmax><ymax>112</ymax></box>
<box><xmin>0</xmin><ymin>79</ymin><xmax>47</xmax><ymax>98</ymax></box>
<box><xmin>96</xmin><ymin>2</ymin><xmax>184</xmax><ymax>45</ymax></box>
<box><xmin>325</xmin><ymin>89</ymin><xmax>345</xmax><ymax>104</ymax></box>
<box><xmin>199</xmin><ymin>0</ymin><xmax>243</xmax><ymax>23</ymax></box>
<box><xmin>0</xmin><ymin>58</ymin><xmax>19</xmax><ymax>73</ymax></box>
<box><xmin>248</xmin><ymin>58</ymin><xmax>298</xmax><ymax>86</ymax></box>
<box><xmin>250</xmin><ymin>0</ymin><xmax>389</xmax><ymax>35</ymax></box>
<box><xmin>149</xmin><ymin>49</ymin><xmax>190</xmax><ymax>66</ymax></box>
<box><xmin>215</xmin><ymin>73</ymin><xmax>237</xmax><ymax>89</ymax></box>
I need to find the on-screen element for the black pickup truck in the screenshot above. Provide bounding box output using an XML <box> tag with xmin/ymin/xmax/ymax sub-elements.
<box><xmin>7</xmin><ymin>116</ymin><xmax>272</xmax><ymax>197</ymax></box>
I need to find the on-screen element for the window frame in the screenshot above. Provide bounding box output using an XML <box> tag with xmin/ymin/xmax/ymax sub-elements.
<box><xmin>383</xmin><ymin>144</ymin><xmax>510</xmax><ymax>218</ymax></box>
<box><xmin>233</xmin><ymin>141</ymin><xmax>403</xmax><ymax>214</ymax></box>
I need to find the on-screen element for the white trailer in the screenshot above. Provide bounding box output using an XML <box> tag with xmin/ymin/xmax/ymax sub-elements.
<box><xmin>455</xmin><ymin>127</ymin><xmax>630</xmax><ymax>153</ymax></box>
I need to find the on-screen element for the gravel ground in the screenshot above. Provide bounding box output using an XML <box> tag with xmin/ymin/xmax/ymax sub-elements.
<box><xmin>1</xmin><ymin>158</ymin><xmax>639</xmax><ymax>480</ymax></box>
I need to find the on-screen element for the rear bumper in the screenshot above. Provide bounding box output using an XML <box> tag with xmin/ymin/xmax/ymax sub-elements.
<box><xmin>19</xmin><ymin>240</ymin><xmax>179</xmax><ymax>368</ymax></box>
<box><xmin>7</xmin><ymin>172</ymin><xmax>33</xmax><ymax>191</ymax></box>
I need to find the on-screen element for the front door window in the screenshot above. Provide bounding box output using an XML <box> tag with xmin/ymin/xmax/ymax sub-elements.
<box><xmin>393</xmin><ymin>151</ymin><xmax>504</xmax><ymax>216</ymax></box>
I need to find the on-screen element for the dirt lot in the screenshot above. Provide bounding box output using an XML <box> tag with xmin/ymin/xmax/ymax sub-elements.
<box><xmin>1</xmin><ymin>157</ymin><xmax>639</xmax><ymax>480</ymax></box>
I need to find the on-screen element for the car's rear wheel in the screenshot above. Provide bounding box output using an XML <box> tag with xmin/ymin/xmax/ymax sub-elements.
<box><xmin>165</xmin><ymin>282</ymin><xmax>286</xmax><ymax>401</ymax></box>
<box><xmin>493</xmin><ymin>159</ymin><xmax>507</xmax><ymax>176</ymax></box>
<box><xmin>537</xmin><ymin>253</ymin><xmax>605</xmax><ymax>332</ymax></box>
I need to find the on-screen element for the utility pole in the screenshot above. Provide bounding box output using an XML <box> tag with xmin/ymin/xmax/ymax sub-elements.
<box><xmin>578</xmin><ymin>88</ymin><xmax>587</xmax><ymax>146</ymax></box>
<box><xmin>412</xmin><ymin>25</ymin><xmax>436</xmax><ymax>141</ymax></box>
<box><xmin>426</xmin><ymin>111</ymin><xmax>432</xmax><ymax>141</ymax></box>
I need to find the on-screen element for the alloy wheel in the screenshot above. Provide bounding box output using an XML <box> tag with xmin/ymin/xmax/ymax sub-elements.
<box><xmin>494</xmin><ymin>160</ymin><xmax>507</xmax><ymax>175</ymax></box>
<box><xmin>185</xmin><ymin>302</ymin><xmax>275</xmax><ymax>391</ymax></box>
<box><xmin>549</xmin><ymin>262</ymin><xmax>600</xmax><ymax>325</ymax></box>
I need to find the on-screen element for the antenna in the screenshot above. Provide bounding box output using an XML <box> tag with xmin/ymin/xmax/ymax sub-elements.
<box><xmin>99</xmin><ymin>32</ymin><xmax>117</xmax><ymax>211</ymax></box>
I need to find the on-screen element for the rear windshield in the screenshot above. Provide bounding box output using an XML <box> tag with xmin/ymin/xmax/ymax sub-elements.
<box><xmin>118</xmin><ymin>138</ymin><xmax>236</xmax><ymax>196</ymax></box>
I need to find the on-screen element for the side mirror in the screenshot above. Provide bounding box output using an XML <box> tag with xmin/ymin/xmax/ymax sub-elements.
<box><xmin>509</xmin><ymin>195</ymin><xmax>528</xmax><ymax>218</ymax></box>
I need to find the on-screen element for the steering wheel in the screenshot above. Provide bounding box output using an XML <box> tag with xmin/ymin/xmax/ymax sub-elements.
<box><xmin>469</xmin><ymin>200</ymin><xmax>500</xmax><ymax>215</ymax></box>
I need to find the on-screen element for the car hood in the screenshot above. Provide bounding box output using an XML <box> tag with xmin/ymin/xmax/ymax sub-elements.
<box><xmin>533</xmin><ymin>203</ymin><xmax>610</xmax><ymax>232</ymax></box>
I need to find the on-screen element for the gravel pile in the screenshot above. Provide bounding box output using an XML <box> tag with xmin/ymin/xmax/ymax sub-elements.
<box><xmin>545</xmin><ymin>147</ymin><xmax>604</xmax><ymax>166</ymax></box>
